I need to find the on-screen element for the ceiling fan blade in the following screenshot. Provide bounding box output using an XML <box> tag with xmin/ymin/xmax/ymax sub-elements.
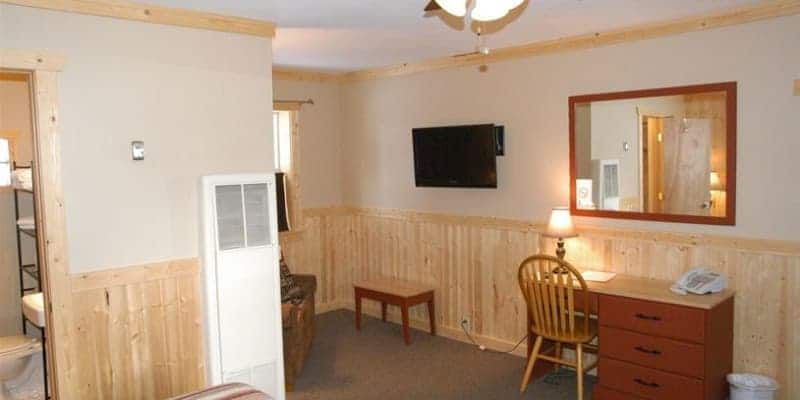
<box><xmin>424</xmin><ymin>0</ymin><xmax>441</xmax><ymax>12</ymax></box>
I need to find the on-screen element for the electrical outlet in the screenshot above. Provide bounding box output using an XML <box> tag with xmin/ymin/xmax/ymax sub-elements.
<box><xmin>461</xmin><ymin>317</ymin><xmax>471</xmax><ymax>331</ymax></box>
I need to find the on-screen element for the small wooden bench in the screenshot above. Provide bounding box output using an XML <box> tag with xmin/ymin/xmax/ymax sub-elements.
<box><xmin>353</xmin><ymin>278</ymin><xmax>436</xmax><ymax>345</ymax></box>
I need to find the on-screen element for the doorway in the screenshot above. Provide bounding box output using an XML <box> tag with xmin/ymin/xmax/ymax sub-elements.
<box><xmin>1</xmin><ymin>51</ymin><xmax>70</xmax><ymax>400</ymax></box>
<box><xmin>1</xmin><ymin>69</ymin><xmax>49</xmax><ymax>399</ymax></box>
<box><xmin>641</xmin><ymin>115</ymin><xmax>666</xmax><ymax>214</ymax></box>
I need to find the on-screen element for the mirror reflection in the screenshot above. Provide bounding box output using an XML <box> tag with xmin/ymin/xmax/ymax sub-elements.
<box><xmin>574</xmin><ymin>91</ymin><xmax>728</xmax><ymax>217</ymax></box>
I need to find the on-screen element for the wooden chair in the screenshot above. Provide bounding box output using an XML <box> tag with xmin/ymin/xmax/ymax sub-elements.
<box><xmin>518</xmin><ymin>254</ymin><xmax>597</xmax><ymax>399</ymax></box>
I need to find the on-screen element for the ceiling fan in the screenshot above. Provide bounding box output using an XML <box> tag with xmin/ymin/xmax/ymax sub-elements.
<box><xmin>424</xmin><ymin>0</ymin><xmax>525</xmax><ymax>22</ymax></box>
<box><xmin>425</xmin><ymin>0</ymin><xmax>526</xmax><ymax>57</ymax></box>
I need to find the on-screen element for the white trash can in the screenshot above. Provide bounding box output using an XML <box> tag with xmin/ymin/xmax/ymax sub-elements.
<box><xmin>728</xmin><ymin>373</ymin><xmax>779</xmax><ymax>400</ymax></box>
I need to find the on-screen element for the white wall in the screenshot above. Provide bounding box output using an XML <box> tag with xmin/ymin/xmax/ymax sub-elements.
<box><xmin>339</xmin><ymin>15</ymin><xmax>800</xmax><ymax>241</ymax></box>
<box><xmin>273</xmin><ymin>79</ymin><xmax>343</xmax><ymax>208</ymax></box>
<box><xmin>1</xmin><ymin>5</ymin><xmax>275</xmax><ymax>273</ymax></box>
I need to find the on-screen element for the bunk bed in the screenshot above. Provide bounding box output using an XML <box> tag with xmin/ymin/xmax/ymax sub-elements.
<box><xmin>11</xmin><ymin>162</ymin><xmax>49</xmax><ymax>399</ymax></box>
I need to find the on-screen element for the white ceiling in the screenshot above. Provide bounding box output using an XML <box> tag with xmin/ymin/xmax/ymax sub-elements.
<box><xmin>145</xmin><ymin>0</ymin><xmax>761</xmax><ymax>71</ymax></box>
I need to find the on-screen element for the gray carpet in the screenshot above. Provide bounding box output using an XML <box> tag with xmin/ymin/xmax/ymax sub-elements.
<box><xmin>289</xmin><ymin>310</ymin><xmax>594</xmax><ymax>399</ymax></box>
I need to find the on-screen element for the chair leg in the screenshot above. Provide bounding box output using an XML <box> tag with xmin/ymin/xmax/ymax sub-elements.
<box><xmin>401</xmin><ymin>304</ymin><xmax>411</xmax><ymax>345</ymax></box>
<box><xmin>554</xmin><ymin>342</ymin><xmax>562</xmax><ymax>372</ymax></box>
<box><xmin>576</xmin><ymin>343</ymin><xmax>584</xmax><ymax>400</ymax></box>
<box><xmin>520</xmin><ymin>335</ymin><xmax>543</xmax><ymax>393</ymax></box>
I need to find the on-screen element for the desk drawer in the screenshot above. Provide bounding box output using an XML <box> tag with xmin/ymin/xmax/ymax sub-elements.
<box><xmin>599</xmin><ymin>326</ymin><xmax>705</xmax><ymax>378</ymax></box>
<box><xmin>599</xmin><ymin>295</ymin><xmax>705</xmax><ymax>343</ymax></box>
<box><xmin>599</xmin><ymin>358</ymin><xmax>704</xmax><ymax>400</ymax></box>
<box><xmin>593</xmin><ymin>385</ymin><xmax>646</xmax><ymax>400</ymax></box>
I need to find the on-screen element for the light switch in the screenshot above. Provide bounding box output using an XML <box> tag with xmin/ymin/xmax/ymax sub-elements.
<box><xmin>131</xmin><ymin>141</ymin><xmax>145</xmax><ymax>161</ymax></box>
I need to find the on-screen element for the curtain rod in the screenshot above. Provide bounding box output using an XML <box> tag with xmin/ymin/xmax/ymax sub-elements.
<box><xmin>274</xmin><ymin>99</ymin><xmax>314</xmax><ymax>105</ymax></box>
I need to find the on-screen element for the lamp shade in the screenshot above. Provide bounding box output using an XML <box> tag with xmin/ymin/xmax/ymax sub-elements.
<box><xmin>544</xmin><ymin>207</ymin><xmax>577</xmax><ymax>239</ymax></box>
<box><xmin>434</xmin><ymin>0</ymin><xmax>467</xmax><ymax>17</ymax></box>
<box><xmin>709</xmin><ymin>171</ymin><xmax>724</xmax><ymax>191</ymax></box>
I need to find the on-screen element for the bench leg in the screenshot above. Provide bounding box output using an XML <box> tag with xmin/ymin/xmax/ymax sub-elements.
<box><xmin>401</xmin><ymin>304</ymin><xmax>411</xmax><ymax>345</ymax></box>
<box><xmin>381</xmin><ymin>302</ymin><xmax>387</xmax><ymax>322</ymax></box>
<box><xmin>427</xmin><ymin>297</ymin><xmax>436</xmax><ymax>336</ymax></box>
<box><xmin>355</xmin><ymin>289</ymin><xmax>362</xmax><ymax>331</ymax></box>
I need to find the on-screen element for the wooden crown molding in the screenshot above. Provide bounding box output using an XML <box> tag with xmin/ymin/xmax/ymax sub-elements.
<box><xmin>1</xmin><ymin>0</ymin><xmax>276</xmax><ymax>38</ymax></box>
<box><xmin>273</xmin><ymin>67</ymin><xmax>342</xmax><ymax>83</ymax></box>
<box><xmin>274</xmin><ymin>0</ymin><xmax>800</xmax><ymax>82</ymax></box>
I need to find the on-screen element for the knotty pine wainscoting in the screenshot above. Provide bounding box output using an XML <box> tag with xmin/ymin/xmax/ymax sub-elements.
<box><xmin>69</xmin><ymin>259</ymin><xmax>205</xmax><ymax>399</ymax></box>
<box><xmin>58</xmin><ymin>209</ymin><xmax>798</xmax><ymax>399</ymax></box>
<box><xmin>283</xmin><ymin>207</ymin><xmax>800</xmax><ymax>399</ymax></box>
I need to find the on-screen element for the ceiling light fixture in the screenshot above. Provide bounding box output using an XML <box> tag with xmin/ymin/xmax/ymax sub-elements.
<box><xmin>425</xmin><ymin>0</ymin><xmax>527</xmax><ymax>60</ymax></box>
<box><xmin>431</xmin><ymin>0</ymin><xmax>526</xmax><ymax>22</ymax></box>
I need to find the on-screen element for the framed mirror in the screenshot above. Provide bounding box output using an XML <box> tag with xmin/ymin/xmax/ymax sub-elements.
<box><xmin>569</xmin><ymin>82</ymin><xmax>736</xmax><ymax>225</ymax></box>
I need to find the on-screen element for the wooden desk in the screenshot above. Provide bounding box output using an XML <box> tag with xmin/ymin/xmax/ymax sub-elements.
<box><xmin>526</xmin><ymin>273</ymin><xmax>735</xmax><ymax>400</ymax></box>
<box><xmin>354</xmin><ymin>278</ymin><xmax>436</xmax><ymax>345</ymax></box>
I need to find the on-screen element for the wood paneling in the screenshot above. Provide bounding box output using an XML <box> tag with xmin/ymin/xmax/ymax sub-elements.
<box><xmin>2</xmin><ymin>0</ymin><xmax>276</xmax><ymax>37</ymax></box>
<box><xmin>70</xmin><ymin>259</ymin><xmax>205</xmax><ymax>399</ymax></box>
<box><xmin>286</xmin><ymin>207</ymin><xmax>800</xmax><ymax>400</ymax></box>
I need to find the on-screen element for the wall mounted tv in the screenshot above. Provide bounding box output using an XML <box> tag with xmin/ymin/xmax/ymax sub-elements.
<box><xmin>412</xmin><ymin>124</ymin><xmax>499</xmax><ymax>188</ymax></box>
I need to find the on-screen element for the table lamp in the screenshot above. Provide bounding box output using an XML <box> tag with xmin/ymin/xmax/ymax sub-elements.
<box><xmin>544</xmin><ymin>207</ymin><xmax>578</xmax><ymax>260</ymax></box>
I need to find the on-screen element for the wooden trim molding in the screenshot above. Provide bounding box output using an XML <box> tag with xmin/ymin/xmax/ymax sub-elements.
<box><xmin>303</xmin><ymin>206</ymin><xmax>800</xmax><ymax>256</ymax></box>
<box><xmin>71</xmin><ymin>258</ymin><xmax>199</xmax><ymax>292</ymax></box>
<box><xmin>1</xmin><ymin>0</ymin><xmax>276</xmax><ymax>37</ymax></box>
<box><xmin>30</xmin><ymin>65</ymin><xmax>71</xmax><ymax>399</ymax></box>
<box><xmin>273</xmin><ymin>67</ymin><xmax>341</xmax><ymax>83</ymax></box>
<box><xmin>0</xmin><ymin>49</ymin><xmax>66</xmax><ymax>72</ymax></box>
<box><xmin>794</xmin><ymin>79</ymin><xmax>800</xmax><ymax>96</ymax></box>
<box><xmin>272</xmin><ymin>1</ymin><xmax>800</xmax><ymax>82</ymax></box>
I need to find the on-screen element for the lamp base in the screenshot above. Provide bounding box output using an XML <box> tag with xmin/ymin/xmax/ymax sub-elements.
<box><xmin>553</xmin><ymin>238</ymin><xmax>568</xmax><ymax>274</ymax></box>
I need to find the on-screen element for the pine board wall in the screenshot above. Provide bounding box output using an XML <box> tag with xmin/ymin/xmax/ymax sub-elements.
<box><xmin>282</xmin><ymin>207</ymin><xmax>800</xmax><ymax>400</ymax></box>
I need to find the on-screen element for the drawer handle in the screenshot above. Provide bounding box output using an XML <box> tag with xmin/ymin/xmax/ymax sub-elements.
<box><xmin>634</xmin><ymin>346</ymin><xmax>662</xmax><ymax>355</ymax></box>
<box><xmin>634</xmin><ymin>378</ymin><xmax>660</xmax><ymax>388</ymax></box>
<box><xmin>634</xmin><ymin>313</ymin><xmax>662</xmax><ymax>321</ymax></box>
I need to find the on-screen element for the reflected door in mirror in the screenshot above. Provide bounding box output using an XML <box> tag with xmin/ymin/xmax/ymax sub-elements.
<box><xmin>570</xmin><ymin>82</ymin><xmax>736</xmax><ymax>225</ymax></box>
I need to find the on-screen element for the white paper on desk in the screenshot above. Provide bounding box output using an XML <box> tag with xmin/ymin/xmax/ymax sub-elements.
<box><xmin>581</xmin><ymin>270</ymin><xmax>617</xmax><ymax>282</ymax></box>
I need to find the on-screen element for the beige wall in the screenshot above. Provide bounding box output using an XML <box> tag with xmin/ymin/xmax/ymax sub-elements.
<box><xmin>273</xmin><ymin>79</ymin><xmax>343</xmax><ymax>208</ymax></box>
<box><xmin>1</xmin><ymin>4</ymin><xmax>275</xmax><ymax>273</ymax></box>
<box><xmin>0</xmin><ymin>77</ymin><xmax>35</xmax><ymax>335</ymax></box>
<box><xmin>339</xmin><ymin>15</ymin><xmax>800</xmax><ymax>241</ymax></box>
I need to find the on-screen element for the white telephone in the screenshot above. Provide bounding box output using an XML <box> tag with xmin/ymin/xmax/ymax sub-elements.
<box><xmin>670</xmin><ymin>267</ymin><xmax>727</xmax><ymax>296</ymax></box>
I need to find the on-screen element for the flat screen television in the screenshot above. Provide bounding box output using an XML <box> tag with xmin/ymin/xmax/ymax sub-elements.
<box><xmin>412</xmin><ymin>124</ymin><xmax>497</xmax><ymax>188</ymax></box>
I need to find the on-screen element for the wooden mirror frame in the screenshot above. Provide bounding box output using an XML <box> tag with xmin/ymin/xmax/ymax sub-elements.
<box><xmin>569</xmin><ymin>82</ymin><xmax>737</xmax><ymax>225</ymax></box>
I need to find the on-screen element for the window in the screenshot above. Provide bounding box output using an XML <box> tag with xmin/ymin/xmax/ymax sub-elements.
<box><xmin>273</xmin><ymin>111</ymin><xmax>292</xmax><ymax>172</ymax></box>
<box><xmin>272</xmin><ymin>107</ymin><xmax>301</xmax><ymax>235</ymax></box>
<box><xmin>0</xmin><ymin>134</ymin><xmax>17</xmax><ymax>187</ymax></box>
<box><xmin>0</xmin><ymin>138</ymin><xmax>10</xmax><ymax>186</ymax></box>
